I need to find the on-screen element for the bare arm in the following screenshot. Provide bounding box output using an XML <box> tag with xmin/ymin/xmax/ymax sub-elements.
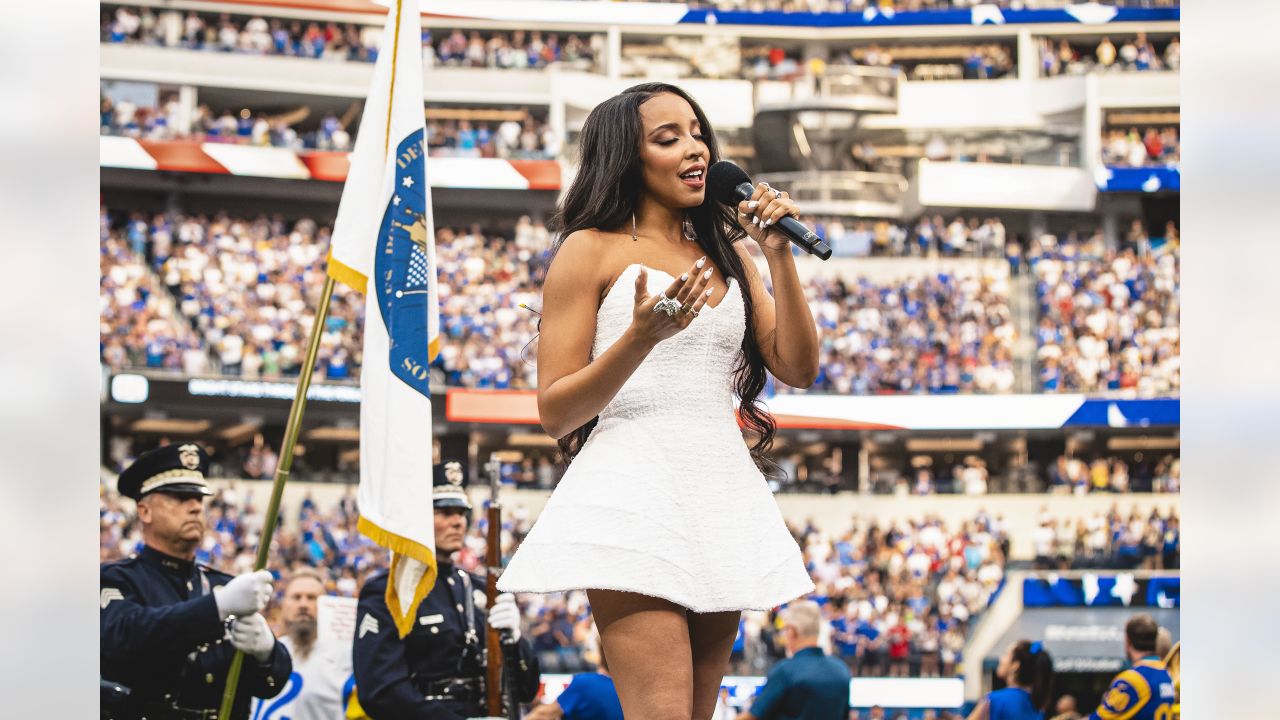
<box><xmin>965</xmin><ymin>698</ymin><xmax>990</xmax><ymax>720</ymax></box>
<box><xmin>734</xmin><ymin>242</ymin><xmax>819</xmax><ymax>388</ymax></box>
<box><xmin>734</xmin><ymin>183</ymin><xmax>819</xmax><ymax>388</ymax></box>
<box><xmin>536</xmin><ymin>232</ymin><xmax>716</xmax><ymax>439</ymax></box>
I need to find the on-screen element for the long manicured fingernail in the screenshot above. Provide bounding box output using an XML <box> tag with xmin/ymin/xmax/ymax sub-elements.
<box><xmin>747</xmin><ymin>201</ymin><xmax>759</xmax><ymax>209</ymax></box>
<box><xmin>706</xmin><ymin>288</ymin><xmax>714</xmax><ymax>296</ymax></box>
<box><xmin>696</xmin><ymin>257</ymin><xmax>706</xmax><ymax>268</ymax></box>
<box><xmin>765</xmin><ymin>218</ymin><xmax>774</xmax><ymax>226</ymax></box>
<box><xmin>703</xmin><ymin>268</ymin><xmax>713</xmax><ymax>279</ymax></box>
<box><xmin>680</xmin><ymin>273</ymin><xmax>688</xmax><ymax>281</ymax></box>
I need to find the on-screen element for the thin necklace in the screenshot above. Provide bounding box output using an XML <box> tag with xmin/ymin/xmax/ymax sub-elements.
<box><xmin>632</xmin><ymin>213</ymin><xmax>696</xmax><ymax>243</ymax></box>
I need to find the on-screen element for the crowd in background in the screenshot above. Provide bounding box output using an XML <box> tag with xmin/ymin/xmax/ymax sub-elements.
<box><xmin>1029</xmin><ymin>503</ymin><xmax>1180</xmax><ymax>570</ymax></box>
<box><xmin>102</xmin><ymin>209</ymin><xmax>1186</xmax><ymax>399</ymax></box>
<box><xmin>99</xmin><ymin>477</ymin><xmax>1024</xmax><ymax>679</ymax></box>
<box><xmin>1046</xmin><ymin>453</ymin><xmax>1180</xmax><ymax>495</ymax></box>
<box><xmin>101</xmin><ymin>209</ymin><xmax>1028</xmax><ymax>396</ymax></box>
<box><xmin>100</xmin><ymin>209</ymin><xmax>204</xmax><ymax>373</ymax></box>
<box><xmin>100</xmin><ymin>93</ymin><xmax>559</xmax><ymax>159</ymax></box>
<box><xmin>103</xmin><ymin>474</ymin><xmax>1177</xmax><ymax>682</ymax></box>
<box><xmin>101</xmin><ymin>6</ymin><xmax>603</xmax><ymax>72</ymax></box>
<box><xmin>1102</xmin><ymin>127</ymin><xmax>1180</xmax><ymax>168</ymax></box>
<box><xmin>97</xmin><ymin>209</ymin><xmax>551</xmax><ymax>390</ymax></box>
<box><xmin>1041</xmin><ymin>33</ymin><xmax>1179</xmax><ymax>77</ymax></box>
<box><xmin>784</xmin><ymin>267</ymin><xmax>1016</xmax><ymax>395</ymax></box>
<box><xmin>810</xmin><ymin>215</ymin><xmax>1010</xmax><ymax>258</ymax></box>
<box><xmin>1029</xmin><ymin>225</ymin><xmax>1180</xmax><ymax>395</ymax></box>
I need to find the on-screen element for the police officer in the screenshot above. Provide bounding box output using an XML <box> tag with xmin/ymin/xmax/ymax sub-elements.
<box><xmin>352</xmin><ymin>462</ymin><xmax>540</xmax><ymax>719</ymax></box>
<box><xmin>101</xmin><ymin>443</ymin><xmax>292</xmax><ymax>719</ymax></box>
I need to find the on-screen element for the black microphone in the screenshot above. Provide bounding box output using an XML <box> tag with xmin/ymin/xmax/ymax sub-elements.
<box><xmin>706</xmin><ymin>161</ymin><xmax>832</xmax><ymax>260</ymax></box>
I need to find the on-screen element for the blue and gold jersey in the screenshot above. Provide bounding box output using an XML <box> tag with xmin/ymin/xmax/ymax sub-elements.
<box><xmin>1090</xmin><ymin>657</ymin><xmax>1176</xmax><ymax>720</ymax></box>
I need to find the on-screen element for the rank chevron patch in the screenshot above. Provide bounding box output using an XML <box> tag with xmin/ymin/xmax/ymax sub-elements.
<box><xmin>358</xmin><ymin>614</ymin><xmax>380</xmax><ymax>638</ymax></box>
<box><xmin>100</xmin><ymin>588</ymin><xmax>124</xmax><ymax>609</ymax></box>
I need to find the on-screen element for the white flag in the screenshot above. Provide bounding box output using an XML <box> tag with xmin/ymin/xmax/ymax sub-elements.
<box><xmin>327</xmin><ymin>0</ymin><xmax>439</xmax><ymax>639</ymax></box>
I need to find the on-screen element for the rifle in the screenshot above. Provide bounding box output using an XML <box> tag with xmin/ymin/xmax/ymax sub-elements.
<box><xmin>484</xmin><ymin>452</ymin><xmax>521</xmax><ymax>720</ymax></box>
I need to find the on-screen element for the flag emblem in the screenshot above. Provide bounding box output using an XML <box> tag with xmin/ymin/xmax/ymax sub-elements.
<box><xmin>375</xmin><ymin>129</ymin><xmax>433</xmax><ymax>395</ymax></box>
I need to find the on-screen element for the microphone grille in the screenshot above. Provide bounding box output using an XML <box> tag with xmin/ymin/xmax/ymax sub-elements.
<box><xmin>706</xmin><ymin>161</ymin><xmax>752</xmax><ymax>206</ymax></box>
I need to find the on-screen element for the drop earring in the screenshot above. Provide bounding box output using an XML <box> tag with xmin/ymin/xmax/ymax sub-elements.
<box><xmin>682</xmin><ymin>215</ymin><xmax>697</xmax><ymax>242</ymax></box>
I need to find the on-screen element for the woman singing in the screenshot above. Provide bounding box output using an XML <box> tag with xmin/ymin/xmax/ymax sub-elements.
<box><xmin>497</xmin><ymin>82</ymin><xmax>818</xmax><ymax>719</ymax></box>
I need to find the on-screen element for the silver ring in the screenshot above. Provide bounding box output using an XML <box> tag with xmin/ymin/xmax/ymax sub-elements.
<box><xmin>773</xmin><ymin>189</ymin><xmax>782</xmax><ymax>199</ymax></box>
<box><xmin>690</xmin><ymin>308</ymin><xmax>700</xmax><ymax>318</ymax></box>
<box><xmin>653</xmin><ymin>297</ymin><xmax>679</xmax><ymax>317</ymax></box>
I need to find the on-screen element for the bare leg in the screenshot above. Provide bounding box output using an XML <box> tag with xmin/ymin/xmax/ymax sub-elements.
<box><xmin>589</xmin><ymin>589</ymin><xmax>694</xmax><ymax>720</ymax></box>
<box><xmin>688</xmin><ymin>610</ymin><xmax>741</xmax><ymax>720</ymax></box>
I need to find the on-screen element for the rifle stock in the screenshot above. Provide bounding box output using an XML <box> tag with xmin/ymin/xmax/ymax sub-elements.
<box><xmin>485</xmin><ymin>493</ymin><xmax>503</xmax><ymax>715</ymax></box>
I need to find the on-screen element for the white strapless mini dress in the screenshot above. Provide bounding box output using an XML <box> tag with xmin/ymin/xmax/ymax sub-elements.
<box><xmin>496</xmin><ymin>263</ymin><xmax>814</xmax><ymax>612</ymax></box>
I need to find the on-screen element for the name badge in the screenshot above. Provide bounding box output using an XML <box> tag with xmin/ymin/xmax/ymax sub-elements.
<box><xmin>419</xmin><ymin>614</ymin><xmax>445</xmax><ymax>626</ymax></box>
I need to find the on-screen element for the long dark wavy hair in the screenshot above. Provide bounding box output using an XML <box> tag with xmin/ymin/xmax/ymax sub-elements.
<box><xmin>545</xmin><ymin>82</ymin><xmax>778</xmax><ymax>477</ymax></box>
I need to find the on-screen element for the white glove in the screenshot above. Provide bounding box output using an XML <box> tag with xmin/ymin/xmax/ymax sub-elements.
<box><xmin>213</xmin><ymin>570</ymin><xmax>273</xmax><ymax>620</ymax></box>
<box><xmin>229</xmin><ymin>613</ymin><xmax>276</xmax><ymax>662</ymax></box>
<box><xmin>487</xmin><ymin>592</ymin><xmax>522</xmax><ymax>643</ymax></box>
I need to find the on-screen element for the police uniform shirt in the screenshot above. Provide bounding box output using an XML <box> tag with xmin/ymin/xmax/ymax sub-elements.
<box><xmin>250</xmin><ymin>636</ymin><xmax>353</xmax><ymax>720</ymax></box>
<box><xmin>748</xmin><ymin>646</ymin><xmax>851</xmax><ymax>720</ymax></box>
<box><xmin>352</xmin><ymin>563</ymin><xmax>540</xmax><ymax>720</ymax></box>
<box><xmin>1089</xmin><ymin>656</ymin><xmax>1176</xmax><ymax>720</ymax></box>
<box><xmin>100</xmin><ymin>546</ymin><xmax>292</xmax><ymax>719</ymax></box>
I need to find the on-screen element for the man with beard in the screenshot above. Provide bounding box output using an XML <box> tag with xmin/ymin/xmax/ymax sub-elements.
<box><xmin>101</xmin><ymin>443</ymin><xmax>292</xmax><ymax>719</ymax></box>
<box><xmin>253</xmin><ymin>569</ymin><xmax>355</xmax><ymax>719</ymax></box>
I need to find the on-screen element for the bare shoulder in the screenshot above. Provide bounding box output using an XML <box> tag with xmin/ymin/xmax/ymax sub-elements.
<box><xmin>545</xmin><ymin>229</ymin><xmax>611</xmax><ymax>293</ymax></box>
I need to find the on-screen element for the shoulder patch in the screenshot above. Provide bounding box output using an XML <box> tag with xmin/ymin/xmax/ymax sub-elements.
<box><xmin>101</xmin><ymin>588</ymin><xmax>124</xmax><ymax>609</ymax></box>
<box><xmin>359</xmin><ymin>614</ymin><xmax>380</xmax><ymax>639</ymax></box>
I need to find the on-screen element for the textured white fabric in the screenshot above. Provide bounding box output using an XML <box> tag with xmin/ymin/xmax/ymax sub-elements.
<box><xmin>497</xmin><ymin>263</ymin><xmax>814</xmax><ymax>612</ymax></box>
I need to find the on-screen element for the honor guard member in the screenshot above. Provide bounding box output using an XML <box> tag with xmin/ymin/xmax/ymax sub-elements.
<box><xmin>101</xmin><ymin>443</ymin><xmax>293</xmax><ymax>719</ymax></box>
<box><xmin>352</xmin><ymin>462</ymin><xmax>540</xmax><ymax>719</ymax></box>
<box><xmin>1089</xmin><ymin>614</ymin><xmax>1176</xmax><ymax>720</ymax></box>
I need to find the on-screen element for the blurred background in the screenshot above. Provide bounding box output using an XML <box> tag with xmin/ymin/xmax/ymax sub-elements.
<box><xmin>97</xmin><ymin>0</ymin><xmax>1181</xmax><ymax>716</ymax></box>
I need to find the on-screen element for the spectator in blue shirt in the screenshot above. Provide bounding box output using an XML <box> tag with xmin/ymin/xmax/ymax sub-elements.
<box><xmin>966</xmin><ymin>639</ymin><xmax>1055</xmax><ymax>720</ymax></box>
<box><xmin>525</xmin><ymin>643</ymin><xmax>623</xmax><ymax>720</ymax></box>
<box><xmin>741</xmin><ymin>601</ymin><xmax>850</xmax><ymax>720</ymax></box>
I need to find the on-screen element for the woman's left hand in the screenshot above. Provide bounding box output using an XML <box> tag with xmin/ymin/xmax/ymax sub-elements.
<box><xmin>735</xmin><ymin>180</ymin><xmax>801</xmax><ymax>254</ymax></box>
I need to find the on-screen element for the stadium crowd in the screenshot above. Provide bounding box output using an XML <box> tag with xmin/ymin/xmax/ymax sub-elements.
<box><xmin>103</xmin><ymin>471</ymin><xmax>1175</xmax><ymax>686</ymax></box>
<box><xmin>1041</xmin><ymin>33</ymin><xmax>1179</xmax><ymax>77</ymax></box>
<box><xmin>1046</xmin><ymin>453</ymin><xmax>1180</xmax><ymax>495</ymax></box>
<box><xmin>100</xmin><ymin>209</ymin><xmax>205</xmax><ymax>373</ymax></box>
<box><xmin>101</xmin><ymin>209</ymin><xmax>1024</xmax><ymax>396</ymax></box>
<box><xmin>1101</xmin><ymin>126</ymin><xmax>1180</xmax><ymax>167</ymax></box>
<box><xmin>100</xmin><ymin>94</ymin><xmax>559</xmax><ymax>159</ymax></box>
<box><xmin>101</xmin><ymin>5</ymin><xmax>603</xmax><ymax>72</ymax></box>
<box><xmin>101</xmin><ymin>209</ymin><xmax>1180</xmax><ymax>399</ymax></box>
<box><xmin>1029</xmin><ymin>227</ymin><xmax>1180</xmax><ymax>395</ymax></box>
<box><xmin>812</xmin><ymin>215</ymin><xmax>1011</xmax><ymax>258</ymax></box>
<box><xmin>1029</xmin><ymin>503</ymin><xmax>1180</xmax><ymax>570</ymax></box>
<box><xmin>99</xmin><ymin>475</ymin><xmax>1028</xmax><ymax>678</ymax></box>
<box><xmin>785</xmin><ymin>266</ymin><xmax>1016</xmax><ymax>395</ymax></box>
